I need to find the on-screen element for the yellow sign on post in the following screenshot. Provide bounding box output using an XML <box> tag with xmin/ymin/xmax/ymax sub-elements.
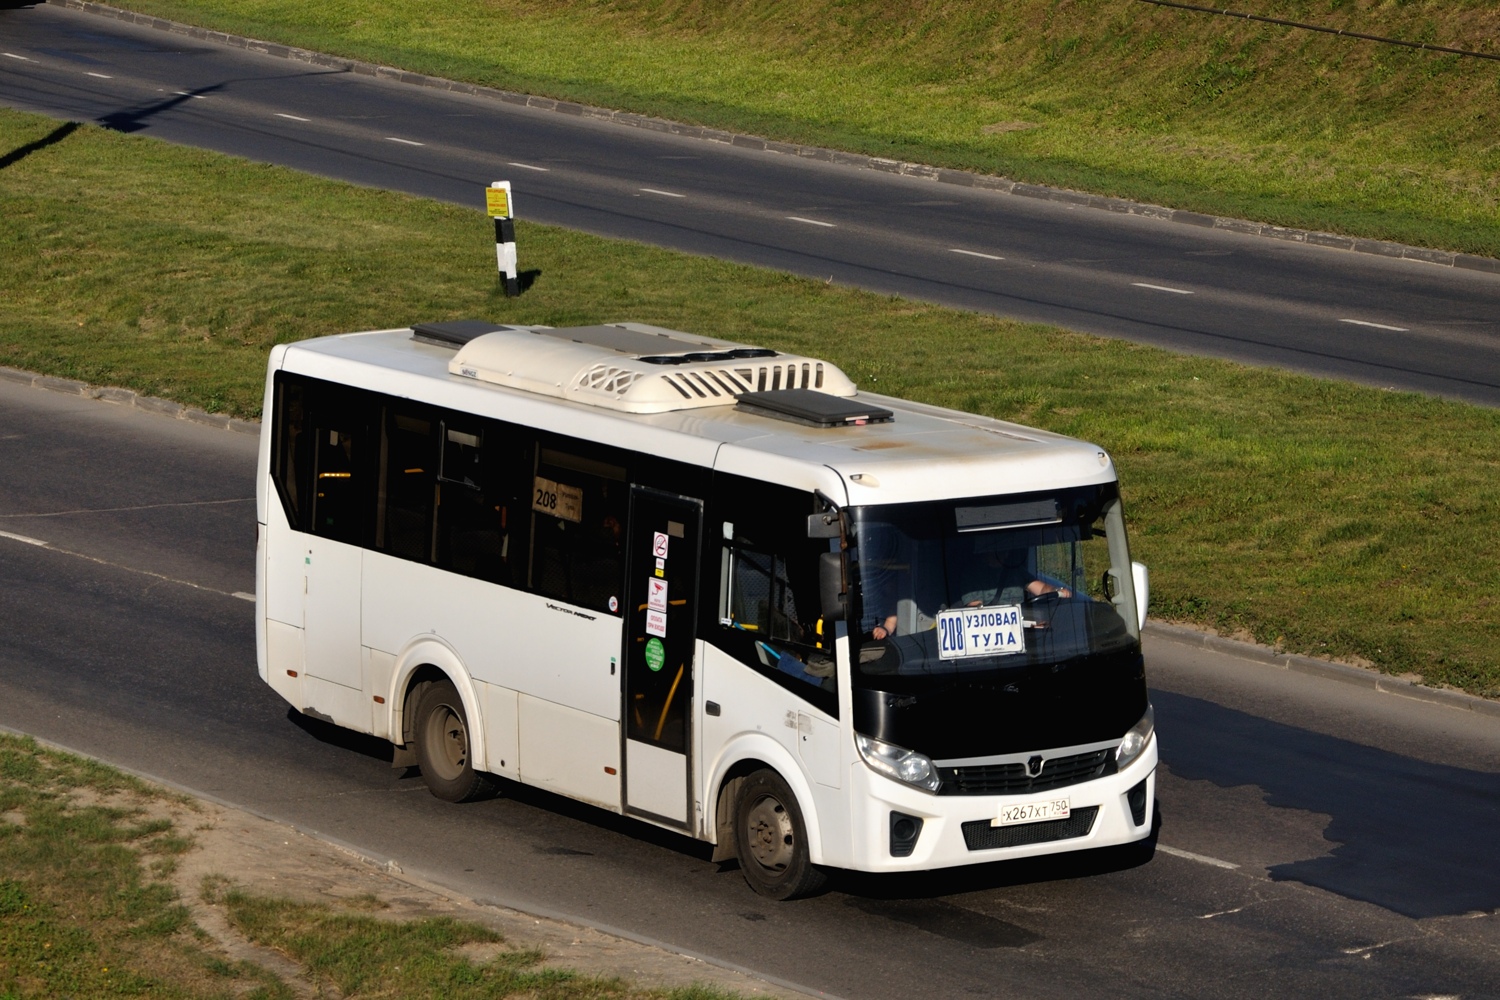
<box><xmin>486</xmin><ymin>184</ymin><xmax>512</xmax><ymax>219</ymax></box>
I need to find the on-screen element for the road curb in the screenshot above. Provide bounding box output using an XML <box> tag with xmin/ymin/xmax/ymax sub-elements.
<box><xmin>1145</xmin><ymin>621</ymin><xmax>1500</xmax><ymax>719</ymax></box>
<box><xmin>0</xmin><ymin>364</ymin><xmax>260</xmax><ymax>435</ymax></box>
<box><xmin>45</xmin><ymin>0</ymin><xmax>1500</xmax><ymax>273</ymax></box>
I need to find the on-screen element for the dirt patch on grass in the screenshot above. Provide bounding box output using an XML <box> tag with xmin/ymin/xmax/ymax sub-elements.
<box><xmin>172</xmin><ymin>799</ymin><xmax>799</xmax><ymax>999</ymax></box>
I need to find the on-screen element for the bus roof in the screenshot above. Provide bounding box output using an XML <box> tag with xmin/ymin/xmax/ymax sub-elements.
<box><xmin>277</xmin><ymin>324</ymin><xmax>1118</xmax><ymax>505</ymax></box>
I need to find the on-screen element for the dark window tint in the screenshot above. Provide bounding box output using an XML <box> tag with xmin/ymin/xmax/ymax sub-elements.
<box><xmin>528</xmin><ymin>448</ymin><xmax>627</xmax><ymax>614</ymax></box>
<box><xmin>271</xmin><ymin>378</ymin><xmax>308</xmax><ymax>530</ymax></box>
<box><xmin>377</xmin><ymin>407</ymin><xmax>437</xmax><ymax>561</ymax></box>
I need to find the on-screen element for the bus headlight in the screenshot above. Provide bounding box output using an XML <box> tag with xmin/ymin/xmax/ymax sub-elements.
<box><xmin>1116</xmin><ymin>705</ymin><xmax>1155</xmax><ymax>771</ymax></box>
<box><xmin>855</xmin><ymin>734</ymin><xmax>942</xmax><ymax>793</ymax></box>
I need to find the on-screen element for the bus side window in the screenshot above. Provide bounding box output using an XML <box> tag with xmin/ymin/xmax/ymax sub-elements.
<box><xmin>309</xmin><ymin>403</ymin><xmax>366</xmax><ymax>546</ymax></box>
<box><xmin>714</xmin><ymin>477</ymin><xmax>837</xmax><ymax>715</ymax></box>
<box><xmin>376</xmin><ymin>407</ymin><xmax>438</xmax><ymax>563</ymax></box>
<box><xmin>436</xmin><ymin>421</ymin><xmax>515</xmax><ymax>584</ymax></box>
<box><xmin>528</xmin><ymin>448</ymin><xmax>627</xmax><ymax>615</ymax></box>
<box><xmin>271</xmin><ymin>377</ymin><xmax>308</xmax><ymax>531</ymax></box>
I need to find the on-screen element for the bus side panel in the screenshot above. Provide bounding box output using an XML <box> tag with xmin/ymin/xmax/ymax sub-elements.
<box><xmin>360</xmin><ymin>551</ymin><xmax>622</xmax><ymax>721</ymax></box>
<box><xmin>698</xmin><ymin>644</ymin><xmax>845</xmax><ymax>865</ymax></box>
<box><xmin>479</xmin><ymin>681</ymin><xmax>520</xmax><ymax>782</ymax></box>
<box><xmin>519</xmin><ymin>694</ymin><xmax>620</xmax><ymax>810</ymax></box>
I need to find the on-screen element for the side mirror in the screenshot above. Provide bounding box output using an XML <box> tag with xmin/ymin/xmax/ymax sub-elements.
<box><xmin>1131</xmin><ymin>561</ymin><xmax>1149</xmax><ymax>632</ymax></box>
<box><xmin>818</xmin><ymin>551</ymin><xmax>846</xmax><ymax>621</ymax></box>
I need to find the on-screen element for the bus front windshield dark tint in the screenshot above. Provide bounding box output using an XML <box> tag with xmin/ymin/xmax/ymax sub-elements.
<box><xmin>850</xmin><ymin>485</ymin><xmax>1139</xmax><ymax>688</ymax></box>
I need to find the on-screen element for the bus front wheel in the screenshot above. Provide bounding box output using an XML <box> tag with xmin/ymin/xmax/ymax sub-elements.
<box><xmin>414</xmin><ymin>679</ymin><xmax>495</xmax><ymax>803</ymax></box>
<box><xmin>733</xmin><ymin>769</ymin><xmax>826</xmax><ymax>900</ymax></box>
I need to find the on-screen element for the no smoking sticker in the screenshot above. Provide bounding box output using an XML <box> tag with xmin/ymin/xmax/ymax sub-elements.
<box><xmin>653</xmin><ymin>531</ymin><xmax>670</xmax><ymax>559</ymax></box>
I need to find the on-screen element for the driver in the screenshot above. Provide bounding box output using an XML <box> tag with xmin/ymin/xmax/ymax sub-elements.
<box><xmin>961</xmin><ymin>544</ymin><xmax>1071</xmax><ymax>607</ymax></box>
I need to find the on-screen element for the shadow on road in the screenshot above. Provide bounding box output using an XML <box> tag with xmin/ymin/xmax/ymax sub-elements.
<box><xmin>1155</xmin><ymin>688</ymin><xmax>1500</xmax><ymax>918</ymax></box>
<box><xmin>0</xmin><ymin>120</ymin><xmax>79</xmax><ymax>170</ymax></box>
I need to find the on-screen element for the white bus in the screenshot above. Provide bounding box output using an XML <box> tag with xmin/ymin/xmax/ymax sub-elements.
<box><xmin>255</xmin><ymin>320</ymin><xmax>1157</xmax><ymax>898</ymax></box>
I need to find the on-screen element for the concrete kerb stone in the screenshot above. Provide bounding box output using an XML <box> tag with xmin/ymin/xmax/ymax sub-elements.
<box><xmin>1145</xmin><ymin>621</ymin><xmax>1500</xmax><ymax>720</ymax></box>
<box><xmin>6</xmin><ymin>363</ymin><xmax>260</xmax><ymax>433</ymax></box>
<box><xmin>48</xmin><ymin>0</ymin><xmax>1500</xmax><ymax>273</ymax></box>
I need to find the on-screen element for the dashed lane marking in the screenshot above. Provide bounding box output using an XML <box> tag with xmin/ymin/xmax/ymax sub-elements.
<box><xmin>1132</xmin><ymin>282</ymin><xmax>1194</xmax><ymax>295</ymax></box>
<box><xmin>787</xmin><ymin>216</ymin><xmax>836</xmax><ymax>228</ymax></box>
<box><xmin>2</xmin><ymin>53</ymin><xmax>33</xmax><ymax>61</ymax></box>
<box><xmin>386</xmin><ymin>137</ymin><xmax>424</xmax><ymax>146</ymax></box>
<box><xmin>275</xmin><ymin>113</ymin><xmax>310</xmax><ymax>122</ymax></box>
<box><xmin>173</xmin><ymin>91</ymin><xmax>206</xmax><ymax>99</ymax></box>
<box><xmin>0</xmin><ymin>530</ymin><xmax>249</xmax><ymax>602</ymax></box>
<box><xmin>640</xmin><ymin>188</ymin><xmax>686</xmax><ymax>198</ymax></box>
<box><xmin>0</xmin><ymin>531</ymin><xmax>48</xmax><ymax>547</ymax></box>
<box><xmin>507</xmin><ymin>161</ymin><xmax>549</xmax><ymax>171</ymax></box>
<box><xmin>950</xmin><ymin>248</ymin><xmax>1004</xmax><ymax>261</ymax></box>
<box><xmin>1340</xmin><ymin>318</ymin><xmax>1410</xmax><ymax>332</ymax></box>
<box><xmin>1157</xmin><ymin>844</ymin><xmax>1240</xmax><ymax>869</ymax></box>
<box><xmin>86</xmin><ymin>72</ymin><xmax>113</xmax><ymax>79</ymax></box>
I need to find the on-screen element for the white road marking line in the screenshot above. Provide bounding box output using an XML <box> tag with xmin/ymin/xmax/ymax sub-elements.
<box><xmin>86</xmin><ymin>72</ymin><xmax>113</xmax><ymax>79</ymax></box>
<box><xmin>232</xmin><ymin>592</ymin><xmax>256</xmax><ymax>603</ymax></box>
<box><xmin>173</xmin><ymin>91</ymin><xmax>206</xmax><ymax>99</ymax></box>
<box><xmin>1340</xmin><ymin>318</ymin><xmax>1409</xmax><ymax>332</ymax></box>
<box><xmin>0</xmin><ymin>497</ymin><xmax>252</xmax><ymax>519</ymax></box>
<box><xmin>275</xmin><ymin>112</ymin><xmax>310</xmax><ymax>122</ymax></box>
<box><xmin>1157</xmin><ymin>844</ymin><xmax>1240</xmax><ymax>869</ymax></box>
<box><xmin>386</xmin><ymin>137</ymin><xmax>424</xmax><ymax>146</ymax></box>
<box><xmin>2</xmin><ymin>53</ymin><xmax>33</xmax><ymax>62</ymax></box>
<box><xmin>787</xmin><ymin>216</ymin><xmax>836</xmax><ymax>227</ymax></box>
<box><xmin>950</xmin><ymin>248</ymin><xmax>1004</xmax><ymax>261</ymax></box>
<box><xmin>1132</xmin><ymin>282</ymin><xmax>1194</xmax><ymax>295</ymax></box>
<box><xmin>507</xmin><ymin>161</ymin><xmax>549</xmax><ymax>171</ymax></box>
<box><xmin>640</xmin><ymin>187</ymin><xmax>686</xmax><ymax>198</ymax></box>
<box><xmin>1197</xmin><ymin>905</ymin><xmax>1249</xmax><ymax>920</ymax></box>
<box><xmin>0</xmin><ymin>532</ymin><xmax>247</xmax><ymax>600</ymax></box>
<box><xmin>0</xmin><ymin>530</ymin><xmax>48</xmax><ymax>547</ymax></box>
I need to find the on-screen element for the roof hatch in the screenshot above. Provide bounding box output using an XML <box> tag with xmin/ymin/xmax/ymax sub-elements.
<box><xmin>442</xmin><ymin>322</ymin><xmax>858</xmax><ymax>413</ymax></box>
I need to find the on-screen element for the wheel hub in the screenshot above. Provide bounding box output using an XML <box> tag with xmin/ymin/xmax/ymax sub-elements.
<box><xmin>745</xmin><ymin>794</ymin><xmax>793</xmax><ymax>871</ymax></box>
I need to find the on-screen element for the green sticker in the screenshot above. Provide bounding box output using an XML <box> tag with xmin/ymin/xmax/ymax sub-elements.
<box><xmin>644</xmin><ymin>637</ymin><xmax>665</xmax><ymax>672</ymax></box>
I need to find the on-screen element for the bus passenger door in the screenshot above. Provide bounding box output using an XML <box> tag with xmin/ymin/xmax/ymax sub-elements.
<box><xmin>622</xmin><ymin>487</ymin><xmax>702</xmax><ymax>828</ymax></box>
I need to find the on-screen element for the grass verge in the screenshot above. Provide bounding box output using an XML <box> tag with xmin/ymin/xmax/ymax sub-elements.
<box><xmin>0</xmin><ymin>733</ymin><xmax>284</xmax><ymax>999</ymax></box>
<box><xmin>2</xmin><ymin>106</ymin><xmax>1498</xmax><ymax>695</ymax></box>
<box><xmin>0</xmin><ymin>732</ymin><xmax>741</xmax><ymax>999</ymax></box>
<box><xmin>101</xmin><ymin>0</ymin><xmax>1500</xmax><ymax>257</ymax></box>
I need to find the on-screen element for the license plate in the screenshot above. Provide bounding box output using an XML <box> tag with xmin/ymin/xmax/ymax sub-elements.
<box><xmin>936</xmin><ymin>605</ymin><xmax>1026</xmax><ymax>660</ymax></box>
<box><xmin>992</xmin><ymin>797</ymin><xmax>1071</xmax><ymax>827</ymax></box>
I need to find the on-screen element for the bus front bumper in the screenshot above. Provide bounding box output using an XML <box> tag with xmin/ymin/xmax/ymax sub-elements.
<box><xmin>839</xmin><ymin>741</ymin><xmax>1157</xmax><ymax>873</ymax></box>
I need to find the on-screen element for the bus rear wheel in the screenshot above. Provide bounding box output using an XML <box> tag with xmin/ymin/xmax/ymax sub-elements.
<box><xmin>733</xmin><ymin>769</ymin><xmax>826</xmax><ymax>900</ymax></box>
<box><xmin>413</xmin><ymin>679</ymin><xmax>495</xmax><ymax>802</ymax></box>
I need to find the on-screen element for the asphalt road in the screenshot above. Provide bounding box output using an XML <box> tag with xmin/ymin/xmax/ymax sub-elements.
<box><xmin>3</xmin><ymin>380</ymin><xmax>1498</xmax><ymax>1000</ymax></box>
<box><xmin>4</xmin><ymin>2</ymin><xmax>1500</xmax><ymax>406</ymax></box>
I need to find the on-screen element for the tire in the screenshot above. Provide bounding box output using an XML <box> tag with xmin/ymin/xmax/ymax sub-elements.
<box><xmin>413</xmin><ymin>679</ymin><xmax>496</xmax><ymax>803</ymax></box>
<box><xmin>733</xmin><ymin>769</ymin><xmax>827</xmax><ymax>900</ymax></box>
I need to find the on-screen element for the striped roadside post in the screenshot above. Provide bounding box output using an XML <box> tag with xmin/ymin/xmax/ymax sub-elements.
<box><xmin>487</xmin><ymin>181</ymin><xmax>518</xmax><ymax>297</ymax></box>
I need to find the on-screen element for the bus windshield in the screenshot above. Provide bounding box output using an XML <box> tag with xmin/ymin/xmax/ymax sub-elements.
<box><xmin>849</xmin><ymin>483</ymin><xmax>1139</xmax><ymax>690</ymax></box>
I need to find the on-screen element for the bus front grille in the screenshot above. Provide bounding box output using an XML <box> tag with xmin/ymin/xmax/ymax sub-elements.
<box><xmin>961</xmin><ymin>806</ymin><xmax>1099</xmax><ymax>851</ymax></box>
<box><xmin>938</xmin><ymin>748</ymin><xmax>1113</xmax><ymax>796</ymax></box>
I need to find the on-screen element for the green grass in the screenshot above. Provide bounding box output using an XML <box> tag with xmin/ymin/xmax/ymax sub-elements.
<box><xmin>2</xmin><ymin>106</ymin><xmax>1498</xmax><ymax>696</ymax></box>
<box><xmin>215</xmin><ymin>890</ymin><xmax>739</xmax><ymax>1000</ymax></box>
<box><xmin>0</xmin><ymin>733</ymin><xmax>285</xmax><ymax>999</ymax></box>
<box><xmin>110</xmin><ymin>0</ymin><xmax>1500</xmax><ymax>257</ymax></box>
<box><xmin>0</xmin><ymin>733</ymin><xmax>741</xmax><ymax>999</ymax></box>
